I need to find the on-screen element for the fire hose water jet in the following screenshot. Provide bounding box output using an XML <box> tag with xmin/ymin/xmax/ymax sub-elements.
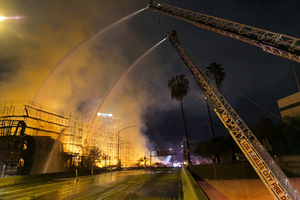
<box><xmin>43</xmin><ymin>129</ymin><xmax>65</xmax><ymax>173</ymax></box>
<box><xmin>33</xmin><ymin>8</ymin><xmax>146</xmax><ymax>102</ymax></box>
<box><xmin>86</xmin><ymin>37</ymin><xmax>167</xmax><ymax>141</ymax></box>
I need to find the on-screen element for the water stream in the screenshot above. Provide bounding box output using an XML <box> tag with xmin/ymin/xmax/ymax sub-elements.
<box><xmin>43</xmin><ymin>129</ymin><xmax>65</xmax><ymax>173</ymax></box>
<box><xmin>38</xmin><ymin>8</ymin><xmax>166</xmax><ymax>173</ymax></box>
<box><xmin>33</xmin><ymin>8</ymin><xmax>146</xmax><ymax>102</ymax></box>
<box><xmin>35</xmin><ymin>8</ymin><xmax>147</xmax><ymax>173</ymax></box>
<box><xmin>86</xmin><ymin>37</ymin><xmax>167</xmax><ymax>140</ymax></box>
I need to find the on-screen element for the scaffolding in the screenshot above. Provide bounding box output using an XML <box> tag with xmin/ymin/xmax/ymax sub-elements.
<box><xmin>0</xmin><ymin>100</ymin><xmax>85</xmax><ymax>155</ymax></box>
<box><xmin>84</xmin><ymin>113</ymin><xmax>134</xmax><ymax>167</ymax></box>
<box><xmin>0</xmin><ymin>101</ymin><xmax>136</xmax><ymax>168</ymax></box>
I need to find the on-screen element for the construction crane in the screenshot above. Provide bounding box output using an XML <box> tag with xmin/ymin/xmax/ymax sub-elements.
<box><xmin>167</xmin><ymin>30</ymin><xmax>299</xmax><ymax>200</ymax></box>
<box><xmin>147</xmin><ymin>1</ymin><xmax>300</xmax><ymax>63</ymax></box>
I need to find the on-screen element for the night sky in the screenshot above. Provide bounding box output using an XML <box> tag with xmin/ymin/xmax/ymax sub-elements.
<box><xmin>0</xmin><ymin>0</ymin><xmax>299</xmax><ymax>150</ymax></box>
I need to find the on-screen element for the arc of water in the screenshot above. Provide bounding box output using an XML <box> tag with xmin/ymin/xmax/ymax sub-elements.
<box><xmin>86</xmin><ymin>37</ymin><xmax>167</xmax><ymax>141</ymax></box>
<box><xmin>33</xmin><ymin>8</ymin><xmax>146</xmax><ymax>102</ymax></box>
<box><xmin>43</xmin><ymin>128</ymin><xmax>66</xmax><ymax>173</ymax></box>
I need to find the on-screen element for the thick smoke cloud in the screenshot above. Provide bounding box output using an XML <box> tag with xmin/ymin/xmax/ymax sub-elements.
<box><xmin>0</xmin><ymin>0</ymin><xmax>170</xmax><ymax>160</ymax></box>
<box><xmin>1</xmin><ymin>0</ymin><xmax>300</xmax><ymax>153</ymax></box>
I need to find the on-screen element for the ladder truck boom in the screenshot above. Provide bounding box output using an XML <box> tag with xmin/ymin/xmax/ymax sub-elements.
<box><xmin>167</xmin><ymin>31</ymin><xmax>299</xmax><ymax>200</ymax></box>
<box><xmin>148</xmin><ymin>1</ymin><xmax>300</xmax><ymax>63</ymax></box>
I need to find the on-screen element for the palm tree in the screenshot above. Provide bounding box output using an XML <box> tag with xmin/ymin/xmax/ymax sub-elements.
<box><xmin>168</xmin><ymin>74</ymin><xmax>191</xmax><ymax>165</ymax></box>
<box><xmin>205</xmin><ymin>62</ymin><xmax>225</xmax><ymax>163</ymax></box>
<box><xmin>206</xmin><ymin>62</ymin><xmax>225</xmax><ymax>92</ymax></box>
<box><xmin>204</xmin><ymin>62</ymin><xmax>226</xmax><ymax>138</ymax></box>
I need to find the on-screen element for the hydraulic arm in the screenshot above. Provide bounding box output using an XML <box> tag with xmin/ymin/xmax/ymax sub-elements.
<box><xmin>148</xmin><ymin>2</ymin><xmax>300</xmax><ymax>63</ymax></box>
<box><xmin>167</xmin><ymin>31</ymin><xmax>299</xmax><ymax>200</ymax></box>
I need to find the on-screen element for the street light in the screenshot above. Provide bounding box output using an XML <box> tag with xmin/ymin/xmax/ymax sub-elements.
<box><xmin>142</xmin><ymin>138</ymin><xmax>147</xmax><ymax>167</ymax></box>
<box><xmin>117</xmin><ymin>126</ymin><xmax>136</xmax><ymax>169</ymax></box>
<box><xmin>0</xmin><ymin>16</ymin><xmax>21</xmax><ymax>21</ymax></box>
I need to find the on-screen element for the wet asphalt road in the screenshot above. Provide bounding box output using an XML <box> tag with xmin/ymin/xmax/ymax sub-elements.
<box><xmin>0</xmin><ymin>168</ymin><xmax>182</xmax><ymax>200</ymax></box>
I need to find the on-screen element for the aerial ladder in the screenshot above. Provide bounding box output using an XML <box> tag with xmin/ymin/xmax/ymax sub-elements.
<box><xmin>167</xmin><ymin>30</ymin><xmax>299</xmax><ymax>200</ymax></box>
<box><xmin>147</xmin><ymin>1</ymin><xmax>300</xmax><ymax>63</ymax></box>
<box><xmin>147</xmin><ymin>2</ymin><xmax>300</xmax><ymax>199</ymax></box>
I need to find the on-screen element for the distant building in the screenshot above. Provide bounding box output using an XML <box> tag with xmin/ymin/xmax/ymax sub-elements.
<box><xmin>188</xmin><ymin>140</ymin><xmax>202</xmax><ymax>165</ymax></box>
<box><xmin>277</xmin><ymin>92</ymin><xmax>300</xmax><ymax>118</ymax></box>
<box><xmin>88</xmin><ymin>113</ymin><xmax>134</xmax><ymax>167</ymax></box>
<box><xmin>181</xmin><ymin>139</ymin><xmax>214</xmax><ymax>165</ymax></box>
<box><xmin>181</xmin><ymin>140</ymin><xmax>202</xmax><ymax>165</ymax></box>
<box><xmin>188</xmin><ymin>140</ymin><xmax>199</xmax><ymax>155</ymax></box>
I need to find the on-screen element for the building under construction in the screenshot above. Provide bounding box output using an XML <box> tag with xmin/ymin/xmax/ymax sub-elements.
<box><xmin>0</xmin><ymin>100</ymin><xmax>134</xmax><ymax>176</ymax></box>
<box><xmin>87</xmin><ymin>113</ymin><xmax>134</xmax><ymax>168</ymax></box>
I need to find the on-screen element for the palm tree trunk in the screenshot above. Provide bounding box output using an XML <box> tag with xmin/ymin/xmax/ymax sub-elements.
<box><xmin>214</xmin><ymin>77</ymin><xmax>221</xmax><ymax>92</ymax></box>
<box><xmin>205</xmin><ymin>97</ymin><xmax>215</xmax><ymax>138</ymax></box>
<box><xmin>206</xmin><ymin>97</ymin><xmax>220</xmax><ymax>163</ymax></box>
<box><xmin>180</xmin><ymin>100</ymin><xmax>192</xmax><ymax>166</ymax></box>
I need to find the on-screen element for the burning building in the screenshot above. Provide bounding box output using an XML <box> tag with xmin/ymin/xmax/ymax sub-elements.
<box><xmin>0</xmin><ymin>100</ymin><xmax>135</xmax><ymax>176</ymax></box>
<box><xmin>87</xmin><ymin>112</ymin><xmax>134</xmax><ymax>168</ymax></box>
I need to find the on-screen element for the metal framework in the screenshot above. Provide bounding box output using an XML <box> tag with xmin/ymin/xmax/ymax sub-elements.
<box><xmin>87</xmin><ymin>114</ymin><xmax>135</xmax><ymax>167</ymax></box>
<box><xmin>0</xmin><ymin>101</ymin><xmax>136</xmax><ymax>172</ymax></box>
<box><xmin>148</xmin><ymin>2</ymin><xmax>300</xmax><ymax>63</ymax></box>
<box><xmin>168</xmin><ymin>32</ymin><xmax>299</xmax><ymax>200</ymax></box>
<box><xmin>0</xmin><ymin>100</ymin><xmax>84</xmax><ymax>154</ymax></box>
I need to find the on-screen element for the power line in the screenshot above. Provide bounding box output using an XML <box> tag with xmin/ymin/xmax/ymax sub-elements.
<box><xmin>229</xmin><ymin>87</ymin><xmax>300</xmax><ymax>131</ymax></box>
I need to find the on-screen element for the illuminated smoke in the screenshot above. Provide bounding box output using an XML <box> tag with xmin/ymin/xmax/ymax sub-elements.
<box><xmin>29</xmin><ymin>9</ymin><xmax>167</xmax><ymax>163</ymax></box>
<box><xmin>33</xmin><ymin>8</ymin><xmax>146</xmax><ymax>103</ymax></box>
<box><xmin>87</xmin><ymin>38</ymin><xmax>167</xmax><ymax>139</ymax></box>
<box><xmin>0</xmin><ymin>1</ymin><xmax>194</xmax><ymax>165</ymax></box>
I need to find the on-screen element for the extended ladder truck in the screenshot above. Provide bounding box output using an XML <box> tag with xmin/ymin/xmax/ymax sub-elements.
<box><xmin>147</xmin><ymin>1</ymin><xmax>300</xmax><ymax>64</ymax></box>
<box><xmin>147</xmin><ymin>2</ymin><xmax>300</xmax><ymax>200</ymax></box>
<box><xmin>168</xmin><ymin>31</ymin><xmax>299</xmax><ymax>200</ymax></box>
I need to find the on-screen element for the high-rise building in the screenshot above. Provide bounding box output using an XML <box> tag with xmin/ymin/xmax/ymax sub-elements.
<box><xmin>84</xmin><ymin>112</ymin><xmax>134</xmax><ymax>167</ymax></box>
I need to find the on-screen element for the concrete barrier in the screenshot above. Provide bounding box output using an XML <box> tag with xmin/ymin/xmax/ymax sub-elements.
<box><xmin>181</xmin><ymin>166</ymin><xmax>209</xmax><ymax>200</ymax></box>
<box><xmin>274</xmin><ymin>155</ymin><xmax>300</xmax><ymax>176</ymax></box>
<box><xmin>274</xmin><ymin>155</ymin><xmax>300</xmax><ymax>163</ymax></box>
<box><xmin>0</xmin><ymin>168</ymin><xmax>108</xmax><ymax>187</ymax></box>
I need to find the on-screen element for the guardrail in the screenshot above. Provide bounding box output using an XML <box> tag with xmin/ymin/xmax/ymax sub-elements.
<box><xmin>181</xmin><ymin>166</ymin><xmax>209</xmax><ymax>200</ymax></box>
